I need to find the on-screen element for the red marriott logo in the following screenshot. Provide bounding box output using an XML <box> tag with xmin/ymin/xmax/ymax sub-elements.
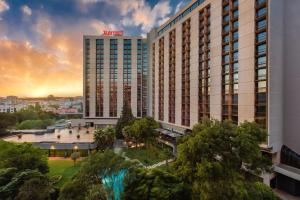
<box><xmin>103</xmin><ymin>30</ymin><xmax>124</xmax><ymax>36</ymax></box>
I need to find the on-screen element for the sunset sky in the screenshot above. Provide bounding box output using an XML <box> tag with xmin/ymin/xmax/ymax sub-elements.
<box><xmin>0</xmin><ymin>0</ymin><xmax>190</xmax><ymax>97</ymax></box>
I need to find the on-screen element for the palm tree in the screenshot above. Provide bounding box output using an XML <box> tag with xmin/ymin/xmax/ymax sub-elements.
<box><xmin>94</xmin><ymin>126</ymin><xmax>116</xmax><ymax>151</ymax></box>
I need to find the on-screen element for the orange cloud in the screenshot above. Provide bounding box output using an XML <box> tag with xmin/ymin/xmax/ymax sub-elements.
<box><xmin>0</xmin><ymin>38</ymin><xmax>83</xmax><ymax>97</ymax></box>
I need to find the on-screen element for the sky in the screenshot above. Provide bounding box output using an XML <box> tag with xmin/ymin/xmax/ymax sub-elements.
<box><xmin>0</xmin><ymin>0</ymin><xmax>191</xmax><ymax>97</ymax></box>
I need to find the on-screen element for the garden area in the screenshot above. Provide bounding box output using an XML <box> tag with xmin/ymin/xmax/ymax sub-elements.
<box><xmin>47</xmin><ymin>159</ymin><xmax>81</xmax><ymax>188</ymax></box>
<box><xmin>122</xmin><ymin>145</ymin><xmax>173</xmax><ymax>166</ymax></box>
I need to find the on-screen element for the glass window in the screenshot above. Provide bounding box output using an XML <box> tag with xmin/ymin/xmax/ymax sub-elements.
<box><xmin>223</xmin><ymin>24</ymin><xmax>230</xmax><ymax>32</ymax></box>
<box><xmin>233</xmin><ymin>73</ymin><xmax>238</xmax><ymax>83</ymax></box>
<box><xmin>233</xmin><ymin>41</ymin><xmax>238</xmax><ymax>51</ymax></box>
<box><xmin>233</xmin><ymin>31</ymin><xmax>239</xmax><ymax>40</ymax></box>
<box><xmin>233</xmin><ymin>52</ymin><xmax>238</xmax><ymax>61</ymax></box>
<box><xmin>223</xmin><ymin>5</ymin><xmax>230</xmax><ymax>12</ymax></box>
<box><xmin>257</xmin><ymin>56</ymin><xmax>266</xmax><ymax>68</ymax></box>
<box><xmin>257</xmin><ymin>8</ymin><xmax>266</xmax><ymax>17</ymax></box>
<box><xmin>233</xmin><ymin>0</ymin><xmax>239</xmax><ymax>8</ymax></box>
<box><xmin>257</xmin><ymin>44</ymin><xmax>266</xmax><ymax>55</ymax></box>
<box><xmin>233</xmin><ymin>10</ymin><xmax>239</xmax><ymax>18</ymax></box>
<box><xmin>223</xmin><ymin>55</ymin><xmax>230</xmax><ymax>63</ymax></box>
<box><xmin>257</xmin><ymin>32</ymin><xmax>266</xmax><ymax>42</ymax></box>
<box><xmin>224</xmin><ymin>64</ymin><xmax>230</xmax><ymax>74</ymax></box>
<box><xmin>233</xmin><ymin>62</ymin><xmax>238</xmax><ymax>72</ymax></box>
<box><xmin>233</xmin><ymin>20</ymin><xmax>239</xmax><ymax>29</ymax></box>
<box><xmin>257</xmin><ymin>68</ymin><xmax>266</xmax><ymax>80</ymax></box>
<box><xmin>257</xmin><ymin>19</ymin><xmax>266</xmax><ymax>30</ymax></box>
<box><xmin>257</xmin><ymin>81</ymin><xmax>267</xmax><ymax>92</ymax></box>
<box><xmin>223</xmin><ymin>45</ymin><xmax>230</xmax><ymax>53</ymax></box>
<box><xmin>233</xmin><ymin>84</ymin><xmax>239</xmax><ymax>94</ymax></box>
<box><xmin>223</xmin><ymin>35</ymin><xmax>230</xmax><ymax>43</ymax></box>
<box><xmin>223</xmin><ymin>15</ymin><xmax>230</xmax><ymax>22</ymax></box>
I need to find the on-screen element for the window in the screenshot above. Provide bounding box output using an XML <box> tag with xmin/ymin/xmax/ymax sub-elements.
<box><xmin>223</xmin><ymin>5</ymin><xmax>230</xmax><ymax>12</ymax></box>
<box><xmin>233</xmin><ymin>10</ymin><xmax>239</xmax><ymax>19</ymax></box>
<box><xmin>223</xmin><ymin>25</ymin><xmax>230</xmax><ymax>32</ymax></box>
<box><xmin>223</xmin><ymin>55</ymin><xmax>230</xmax><ymax>63</ymax></box>
<box><xmin>233</xmin><ymin>62</ymin><xmax>238</xmax><ymax>72</ymax></box>
<box><xmin>223</xmin><ymin>35</ymin><xmax>230</xmax><ymax>43</ymax></box>
<box><xmin>233</xmin><ymin>52</ymin><xmax>238</xmax><ymax>61</ymax></box>
<box><xmin>257</xmin><ymin>81</ymin><xmax>267</xmax><ymax>92</ymax></box>
<box><xmin>257</xmin><ymin>32</ymin><xmax>266</xmax><ymax>42</ymax></box>
<box><xmin>233</xmin><ymin>0</ymin><xmax>239</xmax><ymax>8</ymax></box>
<box><xmin>233</xmin><ymin>20</ymin><xmax>239</xmax><ymax>29</ymax></box>
<box><xmin>233</xmin><ymin>41</ymin><xmax>238</xmax><ymax>51</ymax></box>
<box><xmin>257</xmin><ymin>44</ymin><xmax>266</xmax><ymax>55</ymax></box>
<box><xmin>257</xmin><ymin>68</ymin><xmax>266</xmax><ymax>80</ymax></box>
<box><xmin>257</xmin><ymin>8</ymin><xmax>266</xmax><ymax>17</ymax></box>
<box><xmin>233</xmin><ymin>73</ymin><xmax>239</xmax><ymax>83</ymax></box>
<box><xmin>223</xmin><ymin>45</ymin><xmax>230</xmax><ymax>53</ymax></box>
<box><xmin>257</xmin><ymin>56</ymin><xmax>266</xmax><ymax>68</ymax></box>
<box><xmin>233</xmin><ymin>31</ymin><xmax>239</xmax><ymax>40</ymax></box>
<box><xmin>223</xmin><ymin>15</ymin><xmax>230</xmax><ymax>23</ymax></box>
<box><xmin>257</xmin><ymin>19</ymin><xmax>266</xmax><ymax>30</ymax></box>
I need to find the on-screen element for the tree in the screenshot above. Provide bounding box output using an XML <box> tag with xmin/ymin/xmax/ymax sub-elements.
<box><xmin>59</xmin><ymin>179</ymin><xmax>89</xmax><ymax>200</ymax></box>
<box><xmin>124</xmin><ymin>168</ymin><xmax>191</xmax><ymax>200</ymax></box>
<box><xmin>115</xmin><ymin>102</ymin><xmax>135</xmax><ymax>138</ymax></box>
<box><xmin>0</xmin><ymin>169</ymin><xmax>46</xmax><ymax>199</ymax></box>
<box><xmin>94</xmin><ymin>126</ymin><xmax>115</xmax><ymax>151</ymax></box>
<box><xmin>71</xmin><ymin>152</ymin><xmax>80</xmax><ymax>166</ymax></box>
<box><xmin>59</xmin><ymin>150</ymin><xmax>135</xmax><ymax>200</ymax></box>
<box><xmin>123</xmin><ymin>117</ymin><xmax>159</xmax><ymax>148</ymax></box>
<box><xmin>175</xmin><ymin>119</ymin><xmax>276</xmax><ymax>200</ymax></box>
<box><xmin>15</xmin><ymin>176</ymin><xmax>52</xmax><ymax>200</ymax></box>
<box><xmin>0</xmin><ymin>141</ymin><xmax>49</xmax><ymax>174</ymax></box>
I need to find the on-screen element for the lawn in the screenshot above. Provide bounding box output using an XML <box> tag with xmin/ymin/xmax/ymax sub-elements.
<box><xmin>47</xmin><ymin>159</ymin><xmax>81</xmax><ymax>188</ymax></box>
<box><xmin>123</xmin><ymin>145</ymin><xmax>173</xmax><ymax>166</ymax></box>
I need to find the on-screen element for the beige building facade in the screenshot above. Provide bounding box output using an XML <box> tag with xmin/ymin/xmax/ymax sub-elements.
<box><xmin>83</xmin><ymin>36</ymin><xmax>148</xmax><ymax>127</ymax></box>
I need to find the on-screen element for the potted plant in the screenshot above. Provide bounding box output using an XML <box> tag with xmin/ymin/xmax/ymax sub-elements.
<box><xmin>77</xmin><ymin>134</ymin><xmax>80</xmax><ymax>139</ymax></box>
<box><xmin>69</xmin><ymin>130</ymin><xmax>72</xmax><ymax>134</ymax></box>
<box><xmin>57</xmin><ymin>135</ymin><xmax>61</xmax><ymax>139</ymax></box>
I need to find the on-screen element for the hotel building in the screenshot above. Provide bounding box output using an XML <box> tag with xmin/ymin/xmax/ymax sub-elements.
<box><xmin>82</xmin><ymin>0</ymin><xmax>300</xmax><ymax>194</ymax></box>
<box><xmin>83</xmin><ymin>36</ymin><xmax>148</xmax><ymax>126</ymax></box>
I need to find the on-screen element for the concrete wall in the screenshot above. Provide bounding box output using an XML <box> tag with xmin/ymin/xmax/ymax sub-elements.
<box><xmin>268</xmin><ymin>0</ymin><xmax>284</xmax><ymax>153</ymax></box>
<box><xmin>283</xmin><ymin>0</ymin><xmax>300</xmax><ymax>154</ymax></box>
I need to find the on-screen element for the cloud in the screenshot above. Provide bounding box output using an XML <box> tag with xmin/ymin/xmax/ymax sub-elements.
<box><xmin>78</xmin><ymin>0</ymin><xmax>172</xmax><ymax>33</ymax></box>
<box><xmin>0</xmin><ymin>0</ymin><xmax>9</xmax><ymax>13</ymax></box>
<box><xmin>21</xmin><ymin>5</ymin><xmax>32</xmax><ymax>16</ymax></box>
<box><xmin>0</xmin><ymin>38</ymin><xmax>82</xmax><ymax>97</ymax></box>
<box><xmin>90</xmin><ymin>19</ymin><xmax>118</xmax><ymax>35</ymax></box>
<box><xmin>121</xmin><ymin>0</ymin><xmax>172</xmax><ymax>33</ymax></box>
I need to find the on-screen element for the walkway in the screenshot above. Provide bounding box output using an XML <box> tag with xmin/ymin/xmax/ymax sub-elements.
<box><xmin>113</xmin><ymin>139</ymin><xmax>175</xmax><ymax>169</ymax></box>
<box><xmin>146</xmin><ymin>158</ymin><xmax>175</xmax><ymax>169</ymax></box>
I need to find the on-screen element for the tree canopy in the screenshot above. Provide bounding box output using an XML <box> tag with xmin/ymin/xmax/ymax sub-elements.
<box><xmin>174</xmin><ymin>119</ymin><xmax>277</xmax><ymax>200</ymax></box>
<box><xmin>115</xmin><ymin>103</ymin><xmax>135</xmax><ymax>138</ymax></box>
<box><xmin>94</xmin><ymin>126</ymin><xmax>116</xmax><ymax>151</ymax></box>
<box><xmin>0</xmin><ymin>140</ymin><xmax>49</xmax><ymax>174</ymax></box>
<box><xmin>124</xmin><ymin>168</ymin><xmax>191</xmax><ymax>200</ymax></box>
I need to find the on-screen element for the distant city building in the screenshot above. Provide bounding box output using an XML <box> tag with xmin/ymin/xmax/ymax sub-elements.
<box><xmin>6</xmin><ymin>96</ymin><xmax>18</xmax><ymax>105</ymax></box>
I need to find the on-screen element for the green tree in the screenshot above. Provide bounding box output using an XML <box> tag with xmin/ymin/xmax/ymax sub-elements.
<box><xmin>0</xmin><ymin>141</ymin><xmax>49</xmax><ymax>174</ymax></box>
<box><xmin>124</xmin><ymin>168</ymin><xmax>191</xmax><ymax>200</ymax></box>
<box><xmin>60</xmin><ymin>150</ymin><xmax>134</xmax><ymax>200</ymax></box>
<box><xmin>123</xmin><ymin>117</ymin><xmax>159</xmax><ymax>148</ymax></box>
<box><xmin>94</xmin><ymin>126</ymin><xmax>116</xmax><ymax>151</ymax></box>
<box><xmin>0</xmin><ymin>169</ymin><xmax>46</xmax><ymax>199</ymax></box>
<box><xmin>115</xmin><ymin>103</ymin><xmax>135</xmax><ymax>138</ymax></box>
<box><xmin>175</xmin><ymin>119</ymin><xmax>276</xmax><ymax>200</ymax></box>
<box><xmin>71</xmin><ymin>152</ymin><xmax>80</xmax><ymax>166</ymax></box>
<box><xmin>59</xmin><ymin>179</ymin><xmax>89</xmax><ymax>200</ymax></box>
<box><xmin>15</xmin><ymin>176</ymin><xmax>52</xmax><ymax>200</ymax></box>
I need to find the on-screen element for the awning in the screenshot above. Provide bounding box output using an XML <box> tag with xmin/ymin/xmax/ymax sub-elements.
<box><xmin>274</xmin><ymin>163</ymin><xmax>300</xmax><ymax>181</ymax></box>
<box><xmin>155</xmin><ymin>128</ymin><xmax>183</xmax><ymax>138</ymax></box>
<box><xmin>33</xmin><ymin>142</ymin><xmax>96</xmax><ymax>150</ymax></box>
